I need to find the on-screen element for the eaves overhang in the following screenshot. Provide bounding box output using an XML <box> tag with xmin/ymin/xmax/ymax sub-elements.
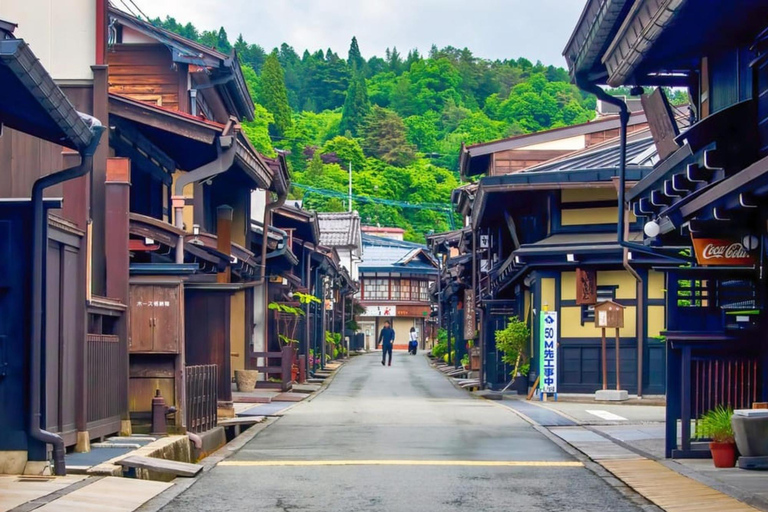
<box><xmin>0</xmin><ymin>38</ymin><xmax>95</xmax><ymax>151</ymax></box>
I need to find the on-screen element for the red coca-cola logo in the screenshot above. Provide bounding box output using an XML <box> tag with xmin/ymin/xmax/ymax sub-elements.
<box><xmin>701</xmin><ymin>243</ymin><xmax>749</xmax><ymax>260</ymax></box>
<box><xmin>691</xmin><ymin>237</ymin><xmax>756</xmax><ymax>266</ymax></box>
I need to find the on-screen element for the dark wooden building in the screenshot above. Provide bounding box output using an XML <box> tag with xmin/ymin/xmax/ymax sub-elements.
<box><xmin>565</xmin><ymin>0</ymin><xmax>768</xmax><ymax>457</ymax></box>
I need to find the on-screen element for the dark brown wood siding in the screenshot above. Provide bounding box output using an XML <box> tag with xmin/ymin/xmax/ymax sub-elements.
<box><xmin>185</xmin><ymin>289</ymin><xmax>232</xmax><ymax>402</ymax></box>
<box><xmin>44</xmin><ymin>228</ymin><xmax>83</xmax><ymax>447</ymax></box>
<box><xmin>108</xmin><ymin>45</ymin><xmax>181</xmax><ymax>111</ymax></box>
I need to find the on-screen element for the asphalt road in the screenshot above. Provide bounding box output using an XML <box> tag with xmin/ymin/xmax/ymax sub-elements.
<box><xmin>160</xmin><ymin>352</ymin><xmax>644</xmax><ymax>512</ymax></box>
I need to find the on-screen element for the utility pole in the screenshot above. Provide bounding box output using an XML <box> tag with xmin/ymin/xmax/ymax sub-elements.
<box><xmin>348</xmin><ymin>161</ymin><xmax>352</xmax><ymax>212</ymax></box>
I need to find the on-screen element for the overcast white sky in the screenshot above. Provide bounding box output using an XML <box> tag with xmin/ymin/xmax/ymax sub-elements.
<box><xmin>122</xmin><ymin>0</ymin><xmax>586</xmax><ymax>66</ymax></box>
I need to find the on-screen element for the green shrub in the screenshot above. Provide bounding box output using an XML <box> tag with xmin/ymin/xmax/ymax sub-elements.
<box><xmin>695</xmin><ymin>406</ymin><xmax>734</xmax><ymax>443</ymax></box>
<box><xmin>495</xmin><ymin>316</ymin><xmax>530</xmax><ymax>378</ymax></box>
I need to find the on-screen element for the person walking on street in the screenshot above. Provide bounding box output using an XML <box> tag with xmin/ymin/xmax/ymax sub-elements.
<box><xmin>379</xmin><ymin>321</ymin><xmax>395</xmax><ymax>366</ymax></box>
<box><xmin>408</xmin><ymin>327</ymin><xmax>418</xmax><ymax>355</ymax></box>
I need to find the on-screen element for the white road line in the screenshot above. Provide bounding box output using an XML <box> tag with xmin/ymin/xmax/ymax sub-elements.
<box><xmin>585</xmin><ymin>410</ymin><xmax>628</xmax><ymax>421</ymax></box>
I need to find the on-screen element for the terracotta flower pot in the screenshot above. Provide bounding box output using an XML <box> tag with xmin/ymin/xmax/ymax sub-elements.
<box><xmin>291</xmin><ymin>365</ymin><xmax>298</xmax><ymax>383</ymax></box>
<box><xmin>710</xmin><ymin>441</ymin><xmax>737</xmax><ymax>468</ymax></box>
<box><xmin>234</xmin><ymin>370</ymin><xmax>259</xmax><ymax>392</ymax></box>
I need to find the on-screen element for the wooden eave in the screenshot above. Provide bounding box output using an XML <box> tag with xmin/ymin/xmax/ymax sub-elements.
<box><xmin>129</xmin><ymin>213</ymin><xmax>184</xmax><ymax>248</ymax></box>
<box><xmin>109</xmin><ymin>93</ymin><xmax>221</xmax><ymax>145</ymax></box>
<box><xmin>187</xmin><ymin>232</ymin><xmax>257</xmax><ymax>269</ymax></box>
<box><xmin>235</xmin><ymin>132</ymin><xmax>274</xmax><ymax>191</ymax></box>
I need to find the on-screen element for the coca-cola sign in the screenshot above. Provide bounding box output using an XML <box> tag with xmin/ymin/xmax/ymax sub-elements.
<box><xmin>691</xmin><ymin>237</ymin><xmax>756</xmax><ymax>266</ymax></box>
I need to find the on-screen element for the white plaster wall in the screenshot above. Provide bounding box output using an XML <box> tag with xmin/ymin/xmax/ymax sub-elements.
<box><xmin>336</xmin><ymin>247</ymin><xmax>359</xmax><ymax>282</ymax></box>
<box><xmin>0</xmin><ymin>0</ymin><xmax>95</xmax><ymax>80</ymax></box>
<box><xmin>250</xmin><ymin>189</ymin><xmax>266</xmax><ymax>222</ymax></box>
<box><xmin>520</xmin><ymin>134</ymin><xmax>586</xmax><ymax>151</ymax></box>
<box><xmin>251</xmin><ymin>282</ymin><xmax>266</xmax><ymax>378</ymax></box>
<box><xmin>121</xmin><ymin>25</ymin><xmax>155</xmax><ymax>44</ymax></box>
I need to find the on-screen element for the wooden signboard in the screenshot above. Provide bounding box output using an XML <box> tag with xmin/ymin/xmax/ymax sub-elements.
<box><xmin>594</xmin><ymin>300</ymin><xmax>625</xmax><ymax>390</ymax></box>
<box><xmin>397</xmin><ymin>305</ymin><xmax>430</xmax><ymax>317</ymax></box>
<box><xmin>641</xmin><ymin>88</ymin><xmax>680</xmax><ymax>161</ymax></box>
<box><xmin>463</xmin><ymin>289</ymin><xmax>476</xmax><ymax>340</ymax></box>
<box><xmin>691</xmin><ymin>237</ymin><xmax>756</xmax><ymax>266</ymax></box>
<box><xmin>575</xmin><ymin>268</ymin><xmax>597</xmax><ymax>305</ymax></box>
<box><xmin>594</xmin><ymin>300</ymin><xmax>625</xmax><ymax>329</ymax></box>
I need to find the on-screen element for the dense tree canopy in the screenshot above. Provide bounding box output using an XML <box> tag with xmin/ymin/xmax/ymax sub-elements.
<box><xmin>150</xmin><ymin>18</ymin><xmax>612</xmax><ymax>241</ymax></box>
<box><xmin>260</xmin><ymin>51</ymin><xmax>293</xmax><ymax>138</ymax></box>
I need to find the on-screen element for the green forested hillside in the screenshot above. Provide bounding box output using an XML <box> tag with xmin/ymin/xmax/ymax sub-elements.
<box><xmin>151</xmin><ymin>17</ymin><xmax>598</xmax><ymax>242</ymax></box>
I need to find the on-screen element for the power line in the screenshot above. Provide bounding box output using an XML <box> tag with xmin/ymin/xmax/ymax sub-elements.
<box><xmin>292</xmin><ymin>183</ymin><xmax>452</xmax><ymax>210</ymax></box>
<box><xmin>116</xmin><ymin>0</ymin><xmax>139</xmax><ymax>18</ymax></box>
<box><xmin>128</xmin><ymin>0</ymin><xmax>151</xmax><ymax>21</ymax></box>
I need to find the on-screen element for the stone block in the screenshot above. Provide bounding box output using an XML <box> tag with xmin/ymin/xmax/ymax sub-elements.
<box><xmin>23</xmin><ymin>461</ymin><xmax>51</xmax><ymax>476</ymax></box>
<box><xmin>0</xmin><ymin>451</ymin><xmax>27</xmax><ymax>474</ymax></box>
<box><xmin>595</xmin><ymin>389</ymin><xmax>629</xmax><ymax>401</ymax></box>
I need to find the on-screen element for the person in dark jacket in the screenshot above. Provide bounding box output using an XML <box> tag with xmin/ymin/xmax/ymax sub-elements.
<box><xmin>378</xmin><ymin>321</ymin><xmax>395</xmax><ymax>366</ymax></box>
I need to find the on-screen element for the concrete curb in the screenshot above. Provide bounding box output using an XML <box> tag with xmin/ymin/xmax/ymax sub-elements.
<box><xmin>137</xmin><ymin>417</ymin><xmax>277</xmax><ymax>512</ymax></box>
<box><xmin>483</xmin><ymin>397</ymin><xmax>662</xmax><ymax>512</ymax></box>
<box><xmin>136</xmin><ymin>361</ymin><xmax>348</xmax><ymax>512</ymax></box>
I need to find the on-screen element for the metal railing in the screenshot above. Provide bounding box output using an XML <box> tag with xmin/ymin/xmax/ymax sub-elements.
<box><xmin>186</xmin><ymin>364</ymin><xmax>217</xmax><ymax>433</ymax></box>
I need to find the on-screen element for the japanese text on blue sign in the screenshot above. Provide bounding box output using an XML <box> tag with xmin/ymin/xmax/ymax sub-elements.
<box><xmin>539</xmin><ymin>311</ymin><xmax>558</xmax><ymax>394</ymax></box>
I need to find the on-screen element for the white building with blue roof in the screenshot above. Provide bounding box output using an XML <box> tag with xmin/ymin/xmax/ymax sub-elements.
<box><xmin>358</xmin><ymin>233</ymin><xmax>439</xmax><ymax>351</ymax></box>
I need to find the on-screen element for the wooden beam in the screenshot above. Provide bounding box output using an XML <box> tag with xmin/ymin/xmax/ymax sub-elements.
<box><xmin>109</xmin><ymin>95</ymin><xmax>219</xmax><ymax>145</ymax></box>
<box><xmin>117</xmin><ymin>455</ymin><xmax>203</xmax><ymax>477</ymax></box>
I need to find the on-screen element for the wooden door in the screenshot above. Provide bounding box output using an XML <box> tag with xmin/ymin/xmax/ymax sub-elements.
<box><xmin>129</xmin><ymin>285</ymin><xmax>155</xmax><ymax>352</ymax></box>
<box><xmin>152</xmin><ymin>285</ymin><xmax>180</xmax><ymax>353</ymax></box>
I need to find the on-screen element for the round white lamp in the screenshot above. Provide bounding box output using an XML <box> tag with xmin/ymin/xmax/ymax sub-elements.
<box><xmin>742</xmin><ymin>235</ymin><xmax>759</xmax><ymax>251</ymax></box>
<box><xmin>643</xmin><ymin>220</ymin><xmax>660</xmax><ymax>238</ymax></box>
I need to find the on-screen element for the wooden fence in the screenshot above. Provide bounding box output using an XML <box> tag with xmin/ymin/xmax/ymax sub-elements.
<box><xmin>248</xmin><ymin>346</ymin><xmax>294</xmax><ymax>392</ymax></box>
<box><xmin>86</xmin><ymin>334</ymin><xmax>125</xmax><ymax>435</ymax></box>
<box><xmin>186</xmin><ymin>364</ymin><xmax>217</xmax><ymax>433</ymax></box>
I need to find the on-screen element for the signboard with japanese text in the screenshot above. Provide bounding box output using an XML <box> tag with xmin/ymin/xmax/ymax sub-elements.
<box><xmin>539</xmin><ymin>311</ymin><xmax>558</xmax><ymax>394</ymax></box>
<box><xmin>464</xmin><ymin>289</ymin><xmax>476</xmax><ymax>340</ymax></box>
<box><xmin>396</xmin><ymin>305</ymin><xmax>430</xmax><ymax>317</ymax></box>
<box><xmin>575</xmin><ymin>268</ymin><xmax>597</xmax><ymax>305</ymax></box>
<box><xmin>691</xmin><ymin>237</ymin><xmax>756</xmax><ymax>266</ymax></box>
<box><xmin>361</xmin><ymin>305</ymin><xmax>396</xmax><ymax>317</ymax></box>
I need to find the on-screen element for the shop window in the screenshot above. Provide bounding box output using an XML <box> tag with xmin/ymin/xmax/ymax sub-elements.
<box><xmin>581</xmin><ymin>285</ymin><xmax>618</xmax><ymax>324</ymax></box>
<box><xmin>400</xmin><ymin>279</ymin><xmax>412</xmax><ymax>301</ymax></box>
<box><xmin>391</xmin><ymin>279</ymin><xmax>400</xmax><ymax>301</ymax></box>
<box><xmin>363</xmin><ymin>278</ymin><xmax>389</xmax><ymax>300</ymax></box>
<box><xmin>419</xmin><ymin>281</ymin><xmax>430</xmax><ymax>301</ymax></box>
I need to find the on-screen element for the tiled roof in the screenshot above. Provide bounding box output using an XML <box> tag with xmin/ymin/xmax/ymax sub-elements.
<box><xmin>360</xmin><ymin>234</ymin><xmax>438</xmax><ymax>275</ymax></box>
<box><xmin>317</xmin><ymin>211</ymin><xmax>361</xmax><ymax>251</ymax></box>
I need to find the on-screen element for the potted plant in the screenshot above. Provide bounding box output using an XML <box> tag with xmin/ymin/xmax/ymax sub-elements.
<box><xmin>269</xmin><ymin>292</ymin><xmax>320</xmax><ymax>382</ymax></box>
<box><xmin>495</xmin><ymin>316</ymin><xmax>530</xmax><ymax>394</ymax></box>
<box><xmin>696</xmin><ymin>406</ymin><xmax>737</xmax><ymax>467</ymax></box>
<box><xmin>461</xmin><ymin>353</ymin><xmax>470</xmax><ymax>369</ymax></box>
<box><xmin>234</xmin><ymin>369</ymin><xmax>259</xmax><ymax>392</ymax></box>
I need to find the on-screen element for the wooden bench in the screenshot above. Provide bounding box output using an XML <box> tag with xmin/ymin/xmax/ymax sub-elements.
<box><xmin>117</xmin><ymin>455</ymin><xmax>203</xmax><ymax>478</ymax></box>
<box><xmin>218</xmin><ymin>416</ymin><xmax>265</xmax><ymax>436</ymax></box>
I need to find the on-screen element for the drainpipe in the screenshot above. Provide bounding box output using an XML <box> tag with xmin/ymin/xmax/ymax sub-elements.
<box><xmin>260</xmin><ymin>191</ymin><xmax>287</xmax><ymax>358</ymax></box>
<box><xmin>172</xmin><ymin>119</ymin><xmax>237</xmax><ymax>263</ymax></box>
<box><xmin>30</xmin><ymin>122</ymin><xmax>105</xmax><ymax>476</ymax></box>
<box><xmin>575</xmin><ymin>75</ymin><xmax>645</xmax><ymax>397</ymax></box>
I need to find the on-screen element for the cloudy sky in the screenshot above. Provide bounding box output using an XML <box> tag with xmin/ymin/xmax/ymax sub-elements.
<box><xmin>122</xmin><ymin>0</ymin><xmax>586</xmax><ymax>66</ymax></box>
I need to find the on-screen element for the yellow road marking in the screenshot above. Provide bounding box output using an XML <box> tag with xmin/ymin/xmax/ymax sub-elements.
<box><xmin>218</xmin><ymin>460</ymin><xmax>583</xmax><ymax>467</ymax></box>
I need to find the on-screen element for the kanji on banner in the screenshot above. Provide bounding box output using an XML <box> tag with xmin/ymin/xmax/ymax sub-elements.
<box><xmin>539</xmin><ymin>311</ymin><xmax>558</xmax><ymax>394</ymax></box>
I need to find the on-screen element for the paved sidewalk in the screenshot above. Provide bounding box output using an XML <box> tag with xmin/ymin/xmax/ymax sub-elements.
<box><xmin>510</xmin><ymin>397</ymin><xmax>768</xmax><ymax>511</ymax></box>
<box><xmin>1</xmin><ymin>361</ymin><xmax>348</xmax><ymax>512</ymax></box>
<box><xmin>0</xmin><ymin>475</ymin><xmax>171</xmax><ymax>512</ymax></box>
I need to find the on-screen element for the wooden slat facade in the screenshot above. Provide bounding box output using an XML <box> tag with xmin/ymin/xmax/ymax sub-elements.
<box><xmin>108</xmin><ymin>45</ymin><xmax>181</xmax><ymax>111</ymax></box>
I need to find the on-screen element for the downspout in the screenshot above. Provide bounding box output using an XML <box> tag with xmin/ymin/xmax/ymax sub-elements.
<box><xmin>172</xmin><ymin>120</ymin><xmax>237</xmax><ymax>263</ymax></box>
<box><xmin>575</xmin><ymin>75</ymin><xmax>644</xmax><ymax>397</ymax></box>
<box><xmin>260</xmin><ymin>191</ymin><xmax>287</xmax><ymax>360</ymax></box>
<box><xmin>31</xmin><ymin>122</ymin><xmax>104</xmax><ymax>476</ymax></box>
